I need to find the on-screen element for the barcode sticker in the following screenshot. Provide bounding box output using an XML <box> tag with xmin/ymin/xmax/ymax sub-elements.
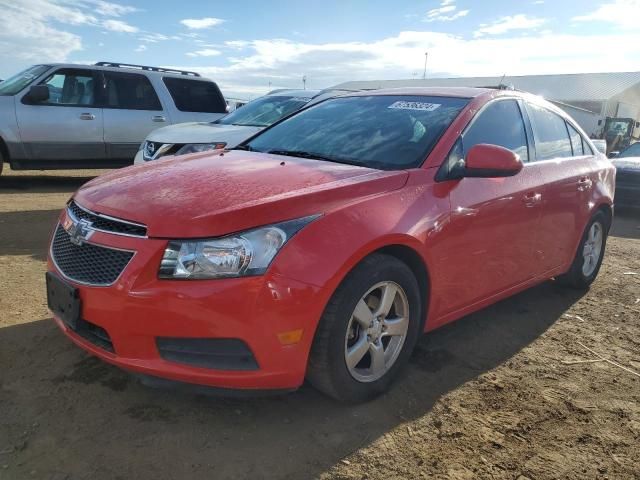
<box><xmin>388</xmin><ymin>101</ymin><xmax>441</xmax><ymax>111</ymax></box>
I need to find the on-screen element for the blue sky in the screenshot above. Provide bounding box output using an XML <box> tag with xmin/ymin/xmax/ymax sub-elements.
<box><xmin>2</xmin><ymin>0</ymin><xmax>640</xmax><ymax>98</ymax></box>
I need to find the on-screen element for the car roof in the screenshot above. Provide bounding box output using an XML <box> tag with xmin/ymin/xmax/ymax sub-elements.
<box><xmin>41</xmin><ymin>63</ymin><xmax>214</xmax><ymax>81</ymax></box>
<box><xmin>265</xmin><ymin>89</ymin><xmax>321</xmax><ymax>98</ymax></box>
<box><xmin>344</xmin><ymin>86</ymin><xmax>493</xmax><ymax>98</ymax></box>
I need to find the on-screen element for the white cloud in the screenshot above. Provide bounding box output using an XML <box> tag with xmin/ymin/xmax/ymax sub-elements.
<box><xmin>572</xmin><ymin>0</ymin><xmax>640</xmax><ymax>29</ymax></box>
<box><xmin>0</xmin><ymin>0</ymin><xmax>85</xmax><ymax>65</ymax></box>
<box><xmin>139</xmin><ymin>33</ymin><xmax>181</xmax><ymax>43</ymax></box>
<box><xmin>474</xmin><ymin>14</ymin><xmax>546</xmax><ymax>37</ymax></box>
<box><xmin>87</xmin><ymin>0</ymin><xmax>138</xmax><ymax>17</ymax></box>
<box><xmin>180</xmin><ymin>17</ymin><xmax>225</xmax><ymax>30</ymax></box>
<box><xmin>225</xmin><ymin>40</ymin><xmax>251</xmax><ymax>49</ymax></box>
<box><xmin>424</xmin><ymin>0</ymin><xmax>470</xmax><ymax>22</ymax></box>
<box><xmin>135</xmin><ymin>44</ymin><xmax>147</xmax><ymax>52</ymax></box>
<box><xmin>102</xmin><ymin>19</ymin><xmax>138</xmax><ymax>33</ymax></box>
<box><xmin>186</xmin><ymin>48</ymin><xmax>222</xmax><ymax>57</ymax></box>
<box><xmin>168</xmin><ymin>30</ymin><xmax>640</xmax><ymax>99</ymax></box>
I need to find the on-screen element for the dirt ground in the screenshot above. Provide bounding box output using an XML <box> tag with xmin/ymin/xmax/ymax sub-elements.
<box><xmin>0</xmin><ymin>169</ymin><xmax>638</xmax><ymax>480</ymax></box>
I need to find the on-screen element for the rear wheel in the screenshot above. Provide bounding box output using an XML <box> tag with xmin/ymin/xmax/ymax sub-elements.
<box><xmin>557</xmin><ymin>211</ymin><xmax>608</xmax><ymax>289</ymax></box>
<box><xmin>307</xmin><ymin>254</ymin><xmax>422</xmax><ymax>403</ymax></box>
<box><xmin>0</xmin><ymin>148</ymin><xmax>4</xmax><ymax>176</ymax></box>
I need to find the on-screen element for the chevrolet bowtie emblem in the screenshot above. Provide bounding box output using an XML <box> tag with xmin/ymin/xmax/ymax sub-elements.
<box><xmin>66</xmin><ymin>218</ymin><xmax>94</xmax><ymax>246</ymax></box>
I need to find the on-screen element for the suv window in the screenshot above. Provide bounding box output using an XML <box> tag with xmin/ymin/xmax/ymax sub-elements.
<box><xmin>462</xmin><ymin>99</ymin><xmax>529</xmax><ymax>162</ymax></box>
<box><xmin>527</xmin><ymin>103</ymin><xmax>573</xmax><ymax>160</ymax></box>
<box><xmin>102</xmin><ymin>71</ymin><xmax>162</xmax><ymax>110</ymax></box>
<box><xmin>566</xmin><ymin>122</ymin><xmax>585</xmax><ymax>156</ymax></box>
<box><xmin>39</xmin><ymin>68</ymin><xmax>95</xmax><ymax>106</ymax></box>
<box><xmin>162</xmin><ymin>77</ymin><xmax>226</xmax><ymax>113</ymax></box>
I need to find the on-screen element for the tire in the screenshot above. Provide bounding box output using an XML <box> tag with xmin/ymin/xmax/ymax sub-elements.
<box><xmin>557</xmin><ymin>211</ymin><xmax>609</xmax><ymax>289</ymax></box>
<box><xmin>307</xmin><ymin>253</ymin><xmax>422</xmax><ymax>403</ymax></box>
<box><xmin>0</xmin><ymin>148</ymin><xmax>4</xmax><ymax>176</ymax></box>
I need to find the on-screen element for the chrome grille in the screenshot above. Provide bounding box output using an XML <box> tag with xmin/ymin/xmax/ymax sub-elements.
<box><xmin>68</xmin><ymin>201</ymin><xmax>147</xmax><ymax>237</ymax></box>
<box><xmin>51</xmin><ymin>225</ymin><xmax>134</xmax><ymax>286</ymax></box>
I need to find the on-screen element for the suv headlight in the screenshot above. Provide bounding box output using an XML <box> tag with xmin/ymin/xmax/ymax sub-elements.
<box><xmin>175</xmin><ymin>143</ymin><xmax>227</xmax><ymax>156</ymax></box>
<box><xmin>159</xmin><ymin>215</ymin><xmax>319</xmax><ymax>279</ymax></box>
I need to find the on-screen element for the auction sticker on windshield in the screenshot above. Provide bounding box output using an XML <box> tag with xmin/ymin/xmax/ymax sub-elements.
<box><xmin>388</xmin><ymin>101</ymin><xmax>441</xmax><ymax>111</ymax></box>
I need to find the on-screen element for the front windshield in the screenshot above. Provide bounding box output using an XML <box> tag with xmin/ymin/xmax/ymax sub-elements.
<box><xmin>0</xmin><ymin>65</ymin><xmax>50</xmax><ymax>96</ymax></box>
<box><xmin>619</xmin><ymin>142</ymin><xmax>640</xmax><ymax>158</ymax></box>
<box><xmin>215</xmin><ymin>95</ymin><xmax>310</xmax><ymax>127</ymax></box>
<box><xmin>244</xmin><ymin>95</ymin><xmax>469</xmax><ymax>170</ymax></box>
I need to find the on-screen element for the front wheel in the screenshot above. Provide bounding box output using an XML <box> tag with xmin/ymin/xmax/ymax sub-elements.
<box><xmin>307</xmin><ymin>254</ymin><xmax>422</xmax><ymax>403</ymax></box>
<box><xmin>557</xmin><ymin>211</ymin><xmax>609</xmax><ymax>289</ymax></box>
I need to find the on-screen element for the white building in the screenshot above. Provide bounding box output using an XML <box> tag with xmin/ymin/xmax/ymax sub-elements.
<box><xmin>333</xmin><ymin>72</ymin><xmax>640</xmax><ymax>139</ymax></box>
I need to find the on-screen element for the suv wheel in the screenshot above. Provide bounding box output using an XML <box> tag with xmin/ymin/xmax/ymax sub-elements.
<box><xmin>307</xmin><ymin>253</ymin><xmax>422</xmax><ymax>403</ymax></box>
<box><xmin>558</xmin><ymin>211</ymin><xmax>609</xmax><ymax>289</ymax></box>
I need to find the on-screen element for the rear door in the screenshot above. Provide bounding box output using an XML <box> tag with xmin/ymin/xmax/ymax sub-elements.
<box><xmin>101</xmin><ymin>70</ymin><xmax>167</xmax><ymax>164</ymax></box>
<box><xmin>432</xmin><ymin>98</ymin><xmax>546</xmax><ymax>320</ymax></box>
<box><xmin>525</xmin><ymin>102</ymin><xmax>596</xmax><ymax>274</ymax></box>
<box><xmin>161</xmin><ymin>77</ymin><xmax>227</xmax><ymax>123</ymax></box>
<box><xmin>15</xmin><ymin>67</ymin><xmax>105</xmax><ymax>165</ymax></box>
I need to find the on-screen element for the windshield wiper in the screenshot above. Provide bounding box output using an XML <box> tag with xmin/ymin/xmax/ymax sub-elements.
<box><xmin>266</xmin><ymin>149</ymin><xmax>342</xmax><ymax>163</ymax></box>
<box><xmin>233</xmin><ymin>145</ymin><xmax>253</xmax><ymax>151</ymax></box>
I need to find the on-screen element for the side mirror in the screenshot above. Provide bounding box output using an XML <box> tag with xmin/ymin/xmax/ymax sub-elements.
<box><xmin>608</xmin><ymin>151</ymin><xmax>619</xmax><ymax>159</ymax></box>
<box><xmin>464</xmin><ymin>144</ymin><xmax>523</xmax><ymax>178</ymax></box>
<box><xmin>27</xmin><ymin>85</ymin><xmax>49</xmax><ymax>103</ymax></box>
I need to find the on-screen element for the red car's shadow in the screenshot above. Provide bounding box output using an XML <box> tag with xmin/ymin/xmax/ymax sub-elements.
<box><xmin>1</xmin><ymin>280</ymin><xmax>585</xmax><ymax>479</ymax></box>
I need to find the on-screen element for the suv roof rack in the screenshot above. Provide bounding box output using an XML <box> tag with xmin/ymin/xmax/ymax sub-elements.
<box><xmin>95</xmin><ymin>62</ymin><xmax>201</xmax><ymax>77</ymax></box>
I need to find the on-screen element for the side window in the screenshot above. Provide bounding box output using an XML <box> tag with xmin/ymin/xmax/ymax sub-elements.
<box><xmin>40</xmin><ymin>69</ymin><xmax>95</xmax><ymax>106</ymax></box>
<box><xmin>566</xmin><ymin>122</ymin><xmax>584</xmax><ymax>156</ymax></box>
<box><xmin>462</xmin><ymin>99</ymin><xmax>529</xmax><ymax>162</ymax></box>
<box><xmin>527</xmin><ymin>103</ymin><xmax>573</xmax><ymax>160</ymax></box>
<box><xmin>162</xmin><ymin>77</ymin><xmax>226</xmax><ymax>113</ymax></box>
<box><xmin>103</xmin><ymin>72</ymin><xmax>162</xmax><ymax>110</ymax></box>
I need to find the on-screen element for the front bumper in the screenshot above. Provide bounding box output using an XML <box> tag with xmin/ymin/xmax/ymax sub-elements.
<box><xmin>47</xmin><ymin>215</ymin><xmax>327</xmax><ymax>391</ymax></box>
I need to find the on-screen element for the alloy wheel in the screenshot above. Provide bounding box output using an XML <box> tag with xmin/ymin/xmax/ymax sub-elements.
<box><xmin>582</xmin><ymin>221</ymin><xmax>603</xmax><ymax>277</ymax></box>
<box><xmin>344</xmin><ymin>281</ymin><xmax>410</xmax><ymax>383</ymax></box>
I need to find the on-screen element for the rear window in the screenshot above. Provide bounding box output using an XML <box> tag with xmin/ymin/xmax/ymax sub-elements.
<box><xmin>163</xmin><ymin>77</ymin><xmax>226</xmax><ymax>113</ymax></box>
<box><xmin>245</xmin><ymin>95</ymin><xmax>469</xmax><ymax>170</ymax></box>
<box><xmin>527</xmin><ymin>103</ymin><xmax>573</xmax><ymax>160</ymax></box>
<box><xmin>103</xmin><ymin>72</ymin><xmax>161</xmax><ymax>110</ymax></box>
<box><xmin>566</xmin><ymin>122</ymin><xmax>584</xmax><ymax>156</ymax></box>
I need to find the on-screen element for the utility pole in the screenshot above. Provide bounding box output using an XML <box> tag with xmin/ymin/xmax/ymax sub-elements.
<box><xmin>422</xmin><ymin>52</ymin><xmax>428</xmax><ymax>79</ymax></box>
<box><xmin>302</xmin><ymin>75</ymin><xmax>307</xmax><ymax>90</ymax></box>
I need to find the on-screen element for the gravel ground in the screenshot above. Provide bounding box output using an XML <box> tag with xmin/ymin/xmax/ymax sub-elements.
<box><xmin>0</xmin><ymin>169</ymin><xmax>638</xmax><ymax>480</ymax></box>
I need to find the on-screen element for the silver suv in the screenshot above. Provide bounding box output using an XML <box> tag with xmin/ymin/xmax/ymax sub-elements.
<box><xmin>0</xmin><ymin>62</ymin><xmax>227</xmax><ymax>176</ymax></box>
<box><xmin>135</xmin><ymin>89</ymin><xmax>355</xmax><ymax>164</ymax></box>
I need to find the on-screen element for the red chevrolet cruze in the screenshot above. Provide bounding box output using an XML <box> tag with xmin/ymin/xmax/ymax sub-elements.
<box><xmin>47</xmin><ymin>88</ymin><xmax>615</xmax><ymax>402</ymax></box>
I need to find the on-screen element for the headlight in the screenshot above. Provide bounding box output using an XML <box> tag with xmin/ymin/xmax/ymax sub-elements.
<box><xmin>175</xmin><ymin>143</ymin><xmax>227</xmax><ymax>156</ymax></box>
<box><xmin>159</xmin><ymin>215</ymin><xmax>319</xmax><ymax>279</ymax></box>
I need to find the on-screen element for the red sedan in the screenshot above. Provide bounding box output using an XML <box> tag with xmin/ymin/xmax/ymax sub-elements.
<box><xmin>46</xmin><ymin>88</ymin><xmax>615</xmax><ymax>402</ymax></box>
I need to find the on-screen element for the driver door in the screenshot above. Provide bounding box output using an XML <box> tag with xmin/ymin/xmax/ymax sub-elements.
<box><xmin>16</xmin><ymin>68</ymin><xmax>105</xmax><ymax>165</ymax></box>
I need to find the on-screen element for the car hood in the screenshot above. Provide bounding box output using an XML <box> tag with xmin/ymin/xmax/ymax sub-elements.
<box><xmin>613</xmin><ymin>157</ymin><xmax>640</xmax><ymax>171</ymax></box>
<box><xmin>74</xmin><ymin>151</ymin><xmax>409</xmax><ymax>238</ymax></box>
<box><xmin>147</xmin><ymin>122</ymin><xmax>263</xmax><ymax>148</ymax></box>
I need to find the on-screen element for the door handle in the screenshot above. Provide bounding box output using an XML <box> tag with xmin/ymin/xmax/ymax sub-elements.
<box><xmin>577</xmin><ymin>177</ymin><xmax>593</xmax><ymax>191</ymax></box>
<box><xmin>79</xmin><ymin>113</ymin><xmax>95</xmax><ymax>120</ymax></box>
<box><xmin>152</xmin><ymin>115</ymin><xmax>166</xmax><ymax>123</ymax></box>
<box><xmin>522</xmin><ymin>192</ymin><xmax>542</xmax><ymax>207</ymax></box>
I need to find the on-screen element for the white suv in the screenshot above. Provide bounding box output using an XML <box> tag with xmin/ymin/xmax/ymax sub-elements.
<box><xmin>0</xmin><ymin>62</ymin><xmax>227</xmax><ymax>175</ymax></box>
<box><xmin>134</xmin><ymin>89</ymin><xmax>354</xmax><ymax>164</ymax></box>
